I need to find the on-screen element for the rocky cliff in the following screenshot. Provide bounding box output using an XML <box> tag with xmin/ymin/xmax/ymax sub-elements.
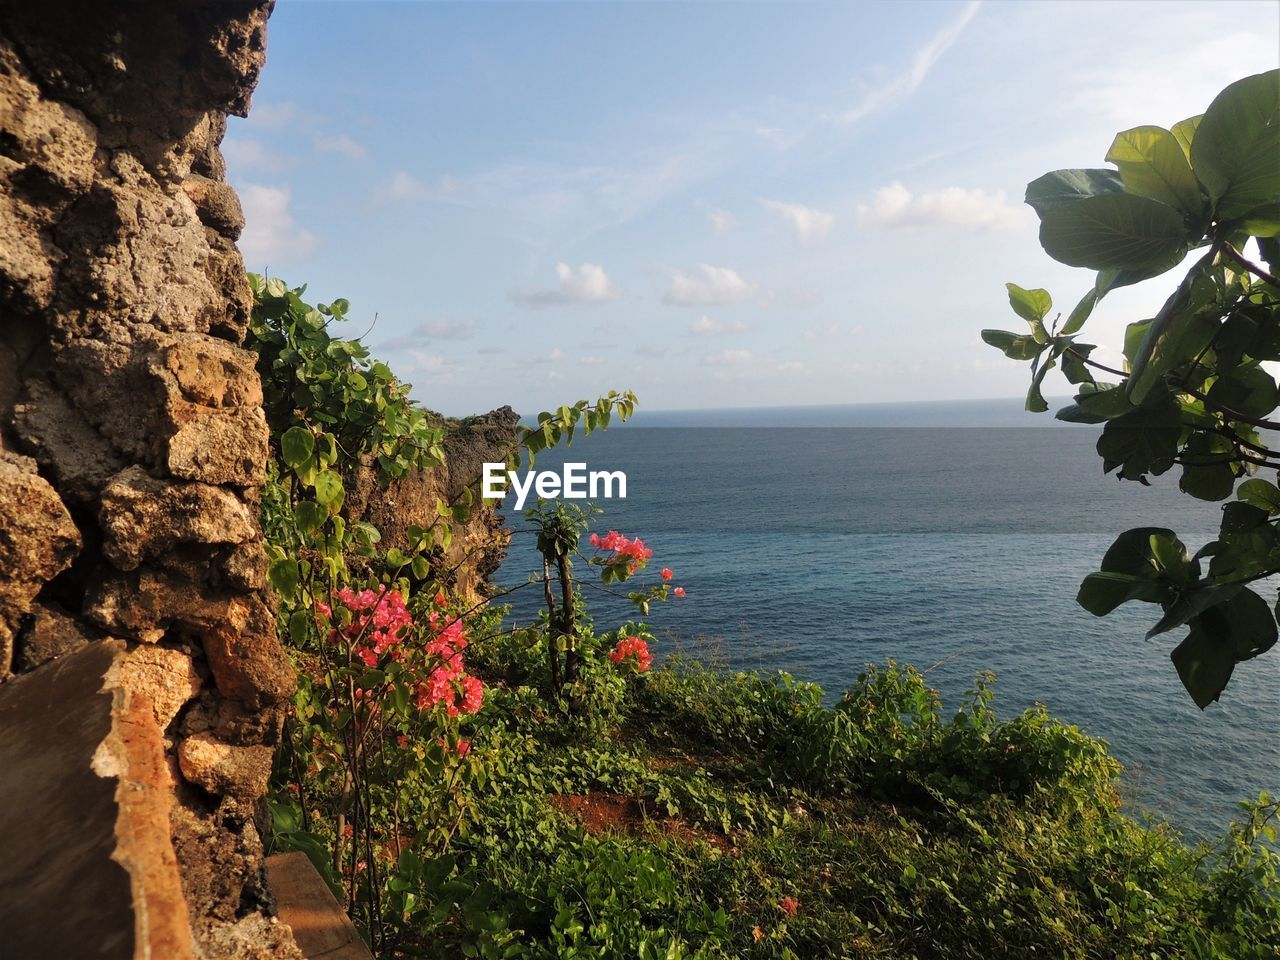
<box><xmin>0</xmin><ymin>2</ymin><xmax>301</xmax><ymax>957</ymax></box>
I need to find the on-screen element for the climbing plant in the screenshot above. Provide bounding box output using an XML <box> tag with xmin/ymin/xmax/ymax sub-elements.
<box><xmin>983</xmin><ymin>70</ymin><xmax>1280</xmax><ymax>707</ymax></box>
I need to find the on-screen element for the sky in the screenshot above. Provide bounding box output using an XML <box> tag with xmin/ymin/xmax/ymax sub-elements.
<box><xmin>227</xmin><ymin>0</ymin><xmax>1280</xmax><ymax>417</ymax></box>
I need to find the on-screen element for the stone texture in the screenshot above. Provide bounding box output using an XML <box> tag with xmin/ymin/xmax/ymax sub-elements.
<box><xmin>16</xmin><ymin>600</ymin><xmax>93</xmax><ymax>670</ymax></box>
<box><xmin>100</xmin><ymin>465</ymin><xmax>257</xmax><ymax>571</ymax></box>
<box><xmin>0</xmin><ymin>451</ymin><xmax>81</xmax><ymax>677</ymax></box>
<box><xmin>118</xmin><ymin>644</ymin><xmax>202</xmax><ymax>731</ymax></box>
<box><xmin>346</xmin><ymin>406</ymin><xmax>520</xmax><ymax>599</ymax></box>
<box><xmin>0</xmin><ymin>2</ymin><xmax>300</xmax><ymax>956</ymax></box>
<box><xmin>178</xmin><ymin>732</ymin><xmax>273</xmax><ymax>801</ymax></box>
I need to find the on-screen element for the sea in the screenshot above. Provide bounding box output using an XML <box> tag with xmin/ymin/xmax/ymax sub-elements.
<box><xmin>493</xmin><ymin>399</ymin><xmax>1280</xmax><ymax>840</ymax></box>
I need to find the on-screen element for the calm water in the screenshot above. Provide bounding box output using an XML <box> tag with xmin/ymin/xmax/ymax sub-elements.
<box><xmin>494</xmin><ymin>413</ymin><xmax>1280</xmax><ymax>840</ymax></box>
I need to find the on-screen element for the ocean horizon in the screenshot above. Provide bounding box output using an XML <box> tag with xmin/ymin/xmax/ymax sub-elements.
<box><xmin>495</xmin><ymin>412</ymin><xmax>1280</xmax><ymax>840</ymax></box>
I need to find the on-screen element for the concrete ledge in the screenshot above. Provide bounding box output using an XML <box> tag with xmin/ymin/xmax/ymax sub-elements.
<box><xmin>265</xmin><ymin>853</ymin><xmax>372</xmax><ymax>960</ymax></box>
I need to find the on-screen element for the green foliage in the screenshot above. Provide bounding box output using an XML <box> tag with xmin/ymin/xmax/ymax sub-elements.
<box><xmin>522</xmin><ymin>392</ymin><xmax>638</xmax><ymax>465</ymax></box>
<box><xmin>982</xmin><ymin>69</ymin><xmax>1280</xmax><ymax>707</ymax></box>
<box><xmin>431</xmin><ymin>653</ymin><xmax>1280</xmax><ymax>959</ymax></box>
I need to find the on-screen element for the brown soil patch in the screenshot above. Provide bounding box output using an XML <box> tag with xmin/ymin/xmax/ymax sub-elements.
<box><xmin>549</xmin><ymin>792</ymin><xmax>735</xmax><ymax>853</ymax></box>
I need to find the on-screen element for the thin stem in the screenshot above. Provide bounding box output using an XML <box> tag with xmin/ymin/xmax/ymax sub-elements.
<box><xmin>1222</xmin><ymin>241</ymin><xmax>1280</xmax><ymax>289</ymax></box>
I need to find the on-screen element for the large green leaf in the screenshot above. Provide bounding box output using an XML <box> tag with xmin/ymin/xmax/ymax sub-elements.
<box><xmin>1190</xmin><ymin>69</ymin><xmax>1280</xmax><ymax>221</ymax></box>
<box><xmin>1039</xmin><ymin>193</ymin><xmax>1188</xmax><ymax>271</ymax></box>
<box><xmin>1206</xmin><ymin>362</ymin><xmax>1278</xmax><ymax>421</ymax></box>
<box><xmin>1024</xmin><ymin>168</ymin><xmax>1124</xmax><ymax>217</ymax></box>
<box><xmin>1078</xmin><ymin>571</ymin><xmax>1168</xmax><ymax>616</ymax></box>
<box><xmin>1126</xmin><ymin>253</ymin><xmax>1219</xmax><ymax>403</ymax></box>
<box><xmin>281</xmin><ymin>426</ymin><xmax>315</xmax><ymax>469</ymax></box>
<box><xmin>1055</xmin><ymin>384</ymin><xmax>1132</xmax><ymax>424</ymax></box>
<box><xmin>1147</xmin><ymin>582</ymin><xmax>1243</xmax><ymax>639</ymax></box>
<box><xmin>980</xmin><ymin>329</ymin><xmax>1042</xmax><ymax>361</ymax></box>
<box><xmin>1005</xmin><ymin>283</ymin><xmax>1052</xmax><ymax>337</ymax></box>
<box><xmin>1170</xmin><ymin>619</ymin><xmax>1234</xmax><ymax>708</ymax></box>
<box><xmin>1096</xmin><ymin>397</ymin><xmax>1181</xmax><ymax>480</ymax></box>
<box><xmin>1237</xmin><ymin>478</ymin><xmax>1280</xmax><ymax>514</ymax></box>
<box><xmin>1178</xmin><ymin>431</ymin><xmax>1236</xmax><ymax>502</ymax></box>
<box><xmin>1105</xmin><ymin>125</ymin><xmax>1204</xmax><ymax>219</ymax></box>
<box><xmin>1170</xmin><ymin>114</ymin><xmax>1202</xmax><ymax>161</ymax></box>
<box><xmin>1216</xmin><ymin>587</ymin><xmax>1279</xmax><ymax>661</ymax></box>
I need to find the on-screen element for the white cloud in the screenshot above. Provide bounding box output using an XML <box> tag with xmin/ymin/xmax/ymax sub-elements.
<box><xmin>689</xmin><ymin>315</ymin><xmax>747</xmax><ymax>337</ymax></box>
<box><xmin>314</xmin><ymin>133</ymin><xmax>368</xmax><ymax>161</ymax></box>
<box><xmin>407</xmin><ymin>350</ymin><xmax>456</xmax><ymax>374</ymax></box>
<box><xmin>513</xmin><ymin>262</ymin><xmax>622</xmax><ymax>307</ymax></box>
<box><xmin>375</xmin><ymin>171</ymin><xmax>465</xmax><ymax>204</ymax></box>
<box><xmin>708</xmin><ymin>208</ymin><xmax>737</xmax><ymax>236</ymax></box>
<box><xmin>518</xmin><ymin>347</ymin><xmax>567</xmax><ymax>365</ymax></box>
<box><xmin>755</xmin><ymin>126</ymin><xmax>800</xmax><ymax>150</ymax></box>
<box><xmin>579</xmin><ymin>355</ymin><xmax>605</xmax><ymax>366</ymax></box>
<box><xmin>1069</xmin><ymin>31</ymin><xmax>1277</xmax><ymax>129</ymax></box>
<box><xmin>840</xmin><ymin>1</ymin><xmax>981</xmax><ymax>124</ymax></box>
<box><xmin>636</xmin><ymin>345</ymin><xmax>667</xmax><ymax>359</ymax></box>
<box><xmin>663</xmin><ymin>264</ymin><xmax>758</xmax><ymax>307</ymax></box>
<box><xmin>381</xmin><ymin>319</ymin><xmax>478</xmax><ymax>349</ymax></box>
<box><xmin>223</xmin><ymin>139</ymin><xmax>293</xmax><ymax>173</ymax></box>
<box><xmin>701</xmin><ymin>349</ymin><xmax>754</xmax><ymax>367</ymax></box>
<box><xmin>237</xmin><ymin>184</ymin><xmax>319</xmax><ymax>266</ymax></box>
<box><xmin>761</xmin><ymin>199</ymin><xmax>835</xmax><ymax>244</ymax></box>
<box><xmin>778</xmin><ymin>360</ymin><xmax>805</xmax><ymax>373</ymax></box>
<box><xmin>245</xmin><ymin>101</ymin><xmax>297</xmax><ymax>130</ymax></box>
<box><xmin>856</xmin><ymin>182</ymin><xmax>1031</xmax><ymax>232</ymax></box>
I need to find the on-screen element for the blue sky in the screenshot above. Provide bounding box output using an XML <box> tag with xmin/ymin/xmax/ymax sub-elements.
<box><xmin>228</xmin><ymin>0</ymin><xmax>1279</xmax><ymax>417</ymax></box>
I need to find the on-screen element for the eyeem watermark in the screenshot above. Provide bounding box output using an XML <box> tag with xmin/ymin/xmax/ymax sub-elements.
<box><xmin>482</xmin><ymin>462</ymin><xmax>627</xmax><ymax>510</ymax></box>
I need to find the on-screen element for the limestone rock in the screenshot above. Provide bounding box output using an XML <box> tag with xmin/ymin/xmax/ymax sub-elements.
<box><xmin>347</xmin><ymin>407</ymin><xmax>519</xmax><ymax>599</ymax></box>
<box><xmin>118</xmin><ymin>645</ymin><xmax>202</xmax><ymax>731</ymax></box>
<box><xmin>100</xmin><ymin>465</ymin><xmax>257</xmax><ymax>571</ymax></box>
<box><xmin>178</xmin><ymin>732</ymin><xmax>273</xmax><ymax>801</ymax></box>
<box><xmin>16</xmin><ymin>600</ymin><xmax>93</xmax><ymax>671</ymax></box>
<box><xmin>0</xmin><ymin>452</ymin><xmax>81</xmax><ymax>677</ymax></box>
<box><xmin>201</xmin><ymin>595</ymin><xmax>295</xmax><ymax>708</ymax></box>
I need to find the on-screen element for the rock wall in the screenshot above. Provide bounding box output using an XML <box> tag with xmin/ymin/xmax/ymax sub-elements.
<box><xmin>347</xmin><ymin>407</ymin><xmax>521</xmax><ymax>600</ymax></box>
<box><xmin>0</xmin><ymin>2</ymin><xmax>301</xmax><ymax>957</ymax></box>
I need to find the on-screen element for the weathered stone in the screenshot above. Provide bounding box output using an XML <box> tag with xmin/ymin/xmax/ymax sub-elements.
<box><xmin>0</xmin><ymin>640</ymin><xmax>196</xmax><ymax>960</ymax></box>
<box><xmin>201</xmin><ymin>595</ymin><xmax>295</xmax><ymax>707</ymax></box>
<box><xmin>118</xmin><ymin>644</ymin><xmax>202</xmax><ymax>731</ymax></box>
<box><xmin>85</xmin><ymin>567</ymin><xmax>222</xmax><ymax>644</ymax></box>
<box><xmin>157</xmin><ymin>334</ymin><xmax>263</xmax><ymax>409</ymax></box>
<box><xmin>0</xmin><ymin>451</ymin><xmax>81</xmax><ymax>676</ymax></box>
<box><xmin>222</xmin><ymin>539</ymin><xmax>268</xmax><ymax>591</ymax></box>
<box><xmin>346</xmin><ymin>407</ymin><xmax>519</xmax><ymax>599</ymax></box>
<box><xmin>178</xmin><ymin>732</ymin><xmax>273</xmax><ymax>800</ymax></box>
<box><xmin>182</xmin><ymin>174</ymin><xmax>246</xmax><ymax>239</ymax></box>
<box><xmin>0</xmin><ymin>3</ymin><xmax>301</xmax><ymax>954</ymax></box>
<box><xmin>100</xmin><ymin>465</ymin><xmax>257</xmax><ymax>571</ymax></box>
<box><xmin>16</xmin><ymin>600</ymin><xmax>92</xmax><ymax>670</ymax></box>
<box><xmin>166</xmin><ymin>403</ymin><xmax>269</xmax><ymax>486</ymax></box>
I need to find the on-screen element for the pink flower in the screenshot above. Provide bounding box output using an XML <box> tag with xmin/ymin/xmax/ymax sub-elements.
<box><xmin>660</xmin><ymin>568</ymin><xmax>673</xmax><ymax>581</ymax></box>
<box><xmin>455</xmin><ymin>738</ymin><xmax>472</xmax><ymax>757</ymax></box>
<box><xmin>780</xmin><ymin>896</ymin><xmax>799</xmax><ymax>917</ymax></box>
<box><xmin>609</xmin><ymin>635</ymin><xmax>652</xmax><ymax>672</ymax></box>
<box><xmin>674</xmin><ymin>587</ymin><xmax>686</xmax><ymax>597</ymax></box>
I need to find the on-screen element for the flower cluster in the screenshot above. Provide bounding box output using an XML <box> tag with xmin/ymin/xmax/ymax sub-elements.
<box><xmin>317</xmin><ymin>587</ymin><xmax>485</xmax><ymax>719</ymax></box>
<box><xmin>609</xmin><ymin>635</ymin><xmax>653</xmax><ymax>672</ymax></box>
<box><xmin>317</xmin><ymin>585</ymin><xmax>413</xmax><ymax>667</ymax></box>
<box><xmin>589</xmin><ymin>529</ymin><xmax>653</xmax><ymax>573</ymax></box>
<box><xmin>414</xmin><ymin>610</ymin><xmax>484</xmax><ymax>717</ymax></box>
